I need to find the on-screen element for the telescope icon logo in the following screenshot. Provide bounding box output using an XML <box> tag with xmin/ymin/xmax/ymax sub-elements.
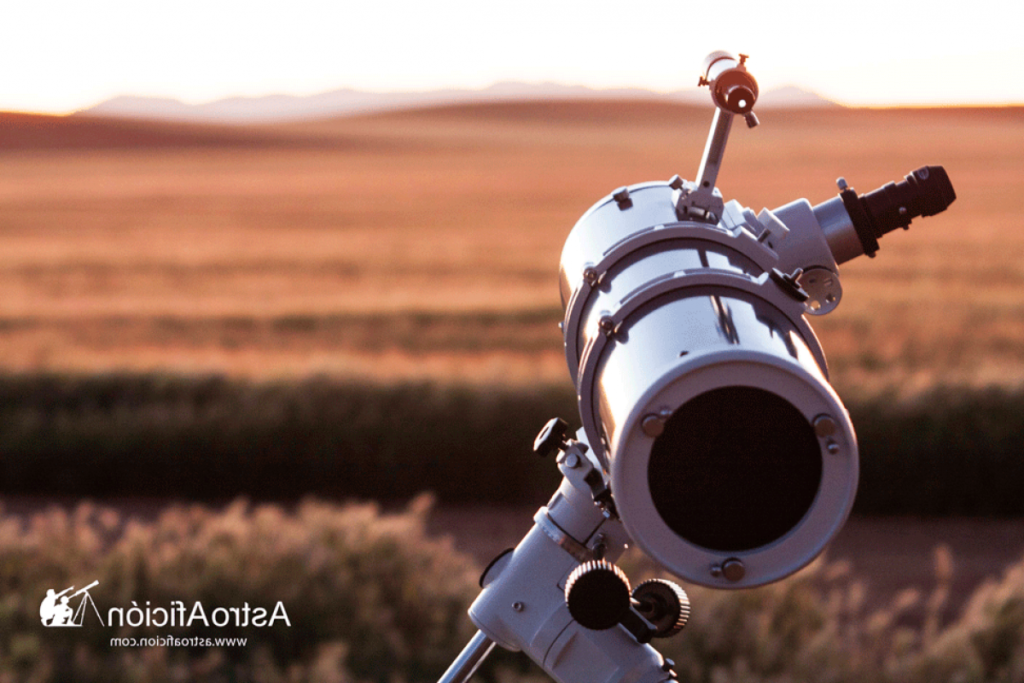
<box><xmin>40</xmin><ymin>581</ymin><xmax>104</xmax><ymax>627</ymax></box>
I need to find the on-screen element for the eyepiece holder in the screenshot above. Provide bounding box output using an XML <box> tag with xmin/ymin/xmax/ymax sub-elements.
<box><xmin>838</xmin><ymin>166</ymin><xmax>956</xmax><ymax>257</ymax></box>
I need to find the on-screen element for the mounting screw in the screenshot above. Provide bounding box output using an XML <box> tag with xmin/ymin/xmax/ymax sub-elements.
<box><xmin>668</xmin><ymin>175</ymin><xmax>684</xmax><ymax>190</ymax></box>
<box><xmin>583</xmin><ymin>265</ymin><xmax>600</xmax><ymax>287</ymax></box>
<box><xmin>598</xmin><ymin>315</ymin><xmax>617</xmax><ymax>337</ymax></box>
<box><xmin>814</xmin><ymin>415</ymin><xmax>837</xmax><ymax>438</ymax></box>
<box><xmin>641</xmin><ymin>413</ymin><xmax>666</xmax><ymax>437</ymax></box>
<box><xmin>722</xmin><ymin>558</ymin><xmax>746</xmax><ymax>582</ymax></box>
<box><xmin>512</xmin><ymin>601</ymin><xmax>524</xmax><ymax>612</ymax></box>
<box><xmin>836</xmin><ymin>177</ymin><xmax>849</xmax><ymax>191</ymax></box>
<box><xmin>612</xmin><ymin>187</ymin><xmax>633</xmax><ymax>210</ymax></box>
<box><xmin>711</xmin><ymin>559</ymin><xmax>746</xmax><ymax>581</ymax></box>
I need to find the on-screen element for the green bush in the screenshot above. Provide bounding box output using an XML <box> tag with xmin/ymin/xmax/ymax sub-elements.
<box><xmin>0</xmin><ymin>496</ymin><xmax>479</xmax><ymax>683</ymax></box>
<box><xmin>1</xmin><ymin>373</ymin><xmax>1024</xmax><ymax>514</ymax></box>
<box><xmin>0</xmin><ymin>373</ymin><xmax>566</xmax><ymax>504</ymax></box>
<box><xmin>2</xmin><ymin>499</ymin><xmax>1024</xmax><ymax>683</ymax></box>
<box><xmin>626</xmin><ymin>546</ymin><xmax>1024</xmax><ymax>683</ymax></box>
<box><xmin>850</xmin><ymin>386</ymin><xmax>1024</xmax><ymax>515</ymax></box>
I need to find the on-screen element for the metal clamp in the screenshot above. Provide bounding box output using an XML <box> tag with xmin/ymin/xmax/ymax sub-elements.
<box><xmin>534</xmin><ymin>508</ymin><xmax>593</xmax><ymax>564</ymax></box>
<box><xmin>563</xmin><ymin>219</ymin><xmax>783</xmax><ymax>382</ymax></box>
<box><xmin>576</xmin><ymin>270</ymin><xmax>825</xmax><ymax>465</ymax></box>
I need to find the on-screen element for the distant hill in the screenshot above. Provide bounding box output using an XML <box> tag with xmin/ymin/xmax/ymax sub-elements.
<box><xmin>78</xmin><ymin>83</ymin><xmax>838</xmax><ymax>124</ymax></box>
<box><xmin>0</xmin><ymin>111</ymin><xmax>350</xmax><ymax>151</ymax></box>
<box><xmin>4</xmin><ymin>95</ymin><xmax>849</xmax><ymax>153</ymax></box>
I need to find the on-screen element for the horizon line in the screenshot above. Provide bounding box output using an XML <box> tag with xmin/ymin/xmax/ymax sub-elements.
<box><xmin>4</xmin><ymin>80</ymin><xmax>1023</xmax><ymax>119</ymax></box>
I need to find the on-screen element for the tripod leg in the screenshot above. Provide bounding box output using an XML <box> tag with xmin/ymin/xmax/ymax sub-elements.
<box><xmin>437</xmin><ymin>631</ymin><xmax>495</xmax><ymax>683</ymax></box>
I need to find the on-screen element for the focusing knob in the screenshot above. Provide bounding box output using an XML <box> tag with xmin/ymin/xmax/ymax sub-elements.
<box><xmin>534</xmin><ymin>417</ymin><xmax>570</xmax><ymax>458</ymax></box>
<box><xmin>632</xmin><ymin>579</ymin><xmax>690</xmax><ymax>638</ymax></box>
<box><xmin>564</xmin><ymin>560</ymin><xmax>631</xmax><ymax>630</ymax></box>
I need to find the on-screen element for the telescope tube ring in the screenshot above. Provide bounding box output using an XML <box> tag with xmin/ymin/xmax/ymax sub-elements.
<box><xmin>563</xmin><ymin>220</ymin><xmax>786</xmax><ymax>384</ymax></box>
<box><xmin>575</xmin><ymin>270</ymin><xmax>827</xmax><ymax>465</ymax></box>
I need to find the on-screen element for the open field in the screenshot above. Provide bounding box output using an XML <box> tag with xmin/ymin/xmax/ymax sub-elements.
<box><xmin>2</xmin><ymin>102</ymin><xmax>1023</xmax><ymax>512</ymax></box>
<box><xmin>1</xmin><ymin>103</ymin><xmax>1022</xmax><ymax>394</ymax></box>
<box><xmin>1</xmin><ymin>105</ymin><xmax>1023</xmax><ymax>681</ymax></box>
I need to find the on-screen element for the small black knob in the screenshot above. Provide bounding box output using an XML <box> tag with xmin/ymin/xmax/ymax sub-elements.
<box><xmin>564</xmin><ymin>560</ymin><xmax>631</xmax><ymax>630</ymax></box>
<box><xmin>632</xmin><ymin>579</ymin><xmax>690</xmax><ymax>638</ymax></box>
<box><xmin>533</xmin><ymin>417</ymin><xmax>570</xmax><ymax>458</ymax></box>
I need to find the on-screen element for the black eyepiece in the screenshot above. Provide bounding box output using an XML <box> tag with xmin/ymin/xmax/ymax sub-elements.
<box><xmin>840</xmin><ymin>165</ymin><xmax>956</xmax><ymax>256</ymax></box>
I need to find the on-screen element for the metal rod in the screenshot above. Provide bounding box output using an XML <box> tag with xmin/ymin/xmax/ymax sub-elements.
<box><xmin>695</xmin><ymin>107</ymin><xmax>734</xmax><ymax>195</ymax></box>
<box><xmin>437</xmin><ymin>630</ymin><xmax>496</xmax><ymax>683</ymax></box>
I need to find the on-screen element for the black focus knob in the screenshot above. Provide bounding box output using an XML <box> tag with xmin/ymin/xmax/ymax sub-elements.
<box><xmin>533</xmin><ymin>417</ymin><xmax>570</xmax><ymax>458</ymax></box>
<box><xmin>632</xmin><ymin>579</ymin><xmax>690</xmax><ymax>638</ymax></box>
<box><xmin>564</xmin><ymin>560</ymin><xmax>631</xmax><ymax>630</ymax></box>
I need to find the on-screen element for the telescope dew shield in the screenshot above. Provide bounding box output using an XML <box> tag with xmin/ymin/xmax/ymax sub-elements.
<box><xmin>559</xmin><ymin>183</ymin><xmax>858</xmax><ymax>589</ymax></box>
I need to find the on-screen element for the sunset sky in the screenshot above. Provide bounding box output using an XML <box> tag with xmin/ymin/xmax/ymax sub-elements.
<box><xmin>6</xmin><ymin>0</ymin><xmax>1021</xmax><ymax>114</ymax></box>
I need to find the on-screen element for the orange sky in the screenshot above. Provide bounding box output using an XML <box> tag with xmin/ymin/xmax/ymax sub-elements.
<box><xmin>5</xmin><ymin>0</ymin><xmax>1022</xmax><ymax>114</ymax></box>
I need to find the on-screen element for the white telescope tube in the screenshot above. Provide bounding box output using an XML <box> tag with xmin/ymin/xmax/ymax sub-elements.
<box><xmin>559</xmin><ymin>182</ymin><xmax>857</xmax><ymax>588</ymax></box>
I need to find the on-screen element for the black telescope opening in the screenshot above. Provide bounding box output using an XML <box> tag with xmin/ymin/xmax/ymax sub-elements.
<box><xmin>648</xmin><ymin>386</ymin><xmax>822</xmax><ymax>553</ymax></box>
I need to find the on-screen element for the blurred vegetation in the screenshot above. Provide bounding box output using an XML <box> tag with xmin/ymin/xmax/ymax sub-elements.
<box><xmin>2</xmin><ymin>373</ymin><xmax>1024</xmax><ymax>515</ymax></box>
<box><xmin>0</xmin><ymin>373</ymin><xmax>563</xmax><ymax>504</ymax></box>
<box><xmin>1</xmin><ymin>498</ymin><xmax>1024</xmax><ymax>683</ymax></box>
<box><xmin>0</xmin><ymin>496</ymin><xmax>480</xmax><ymax>683</ymax></box>
<box><xmin>624</xmin><ymin>545</ymin><xmax>1024</xmax><ymax>683</ymax></box>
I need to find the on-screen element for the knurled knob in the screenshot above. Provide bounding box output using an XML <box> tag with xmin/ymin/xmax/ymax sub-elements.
<box><xmin>632</xmin><ymin>579</ymin><xmax>690</xmax><ymax>638</ymax></box>
<box><xmin>564</xmin><ymin>560</ymin><xmax>631</xmax><ymax>630</ymax></box>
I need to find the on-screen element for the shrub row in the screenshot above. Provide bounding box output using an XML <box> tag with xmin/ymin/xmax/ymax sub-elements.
<box><xmin>1</xmin><ymin>373</ymin><xmax>1023</xmax><ymax>514</ymax></box>
<box><xmin>2</xmin><ymin>498</ymin><xmax>1024</xmax><ymax>683</ymax></box>
<box><xmin>627</xmin><ymin>546</ymin><xmax>1024</xmax><ymax>683</ymax></box>
<box><xmin>0</xmin><ymin>497</ymin><xmax>480</xmax><ymax>683</ymax></box>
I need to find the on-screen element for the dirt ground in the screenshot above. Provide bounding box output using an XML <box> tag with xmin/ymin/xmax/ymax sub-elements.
<box><xmin>428</xmin><ymin>505</ymin><xmax>1024</xmax><ymax>620</ymax></box>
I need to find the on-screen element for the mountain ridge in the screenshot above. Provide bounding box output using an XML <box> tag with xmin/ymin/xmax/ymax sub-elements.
<box><xmin>77</xmin><ymin>83</ymin><xmax>838</xmax><ymax>124</ymax></box>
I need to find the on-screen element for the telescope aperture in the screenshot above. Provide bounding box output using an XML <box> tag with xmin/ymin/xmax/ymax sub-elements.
<box><xmin>647</xmin><ymin>386</ymin><xmax>822</xmax><ymax>553</ymax></box>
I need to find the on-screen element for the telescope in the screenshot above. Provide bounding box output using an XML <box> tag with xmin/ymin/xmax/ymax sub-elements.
<box><xmin>437</xmin><ymin>52</ymin><xmax>956</xmax><ymax>683</ymax></box>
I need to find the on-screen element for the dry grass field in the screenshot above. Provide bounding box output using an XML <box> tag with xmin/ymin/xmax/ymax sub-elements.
<box><xmin>2</xmin><ymin>102</ymin><xmax>1022</xmax><ymax>395</ymax></box>
<box><xmin>1</xmin><ymin>104</ymin><xmax>1023</xmax><ymax>681</ymax></box>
